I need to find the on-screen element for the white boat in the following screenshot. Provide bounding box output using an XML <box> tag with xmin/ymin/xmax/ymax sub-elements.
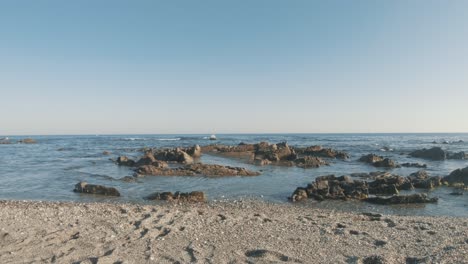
<box><xmin>209</xmin><ymin>134</ymin><xmax>217</xmax><ymax>140</ymax></box>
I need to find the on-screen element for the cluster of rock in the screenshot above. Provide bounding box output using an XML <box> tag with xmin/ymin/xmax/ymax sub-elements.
<box><xmin>116</xmin><ymin>146</ymin><xmax>201</xmax><ymax>167</ymax></box>
<box><xmin>432</xmin><ymin>140</ymin><xmax>464</xmax><ymax>144</ymax></box>
<box><xmin>410</xmin><ymin>147</ymin><xmax>467</xmax><ymax>160</ymax></box>
<box><xmin>0</xmin><ymin>138</ymin><xmax>37</xmax><ymax>144</ymax></box>
<box><xmin>290</xmin><ymin>170</ymin><xmax>443</xmax><ymax>204</ymax></box>
<box><xmin>358</xmin><ymin>154</ymin><xmax>399</xmax><ymax>168</ymax></box>
<box><xmin>145</xmin><ymin>191</ymin><xmax>206</xmax><ymax>202</ymax></box>
<box><xmin>202</xmin><ymin>142</ymin><xmax>348</xmax><ymax>169</ymax></box>
<box><xmin>74</xmin><ymin>181</ymin><xmax>206</xmax><ymax>202</ymax></box>
<box><xmin>294</xmin><ymin>145</ymin><xmax>349</xmax><ymax>159</ymax></box>
<box><xmin>74</xmin><ymin>182</ymin><xmax>120</xmax><ymax>196</ymax></box>
<box><xmin>444</xmin><ymin>166</ymin><xmax>468</xmax><ymax>186</ymax></box>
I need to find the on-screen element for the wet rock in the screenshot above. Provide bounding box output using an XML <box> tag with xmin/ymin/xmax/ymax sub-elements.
<box><xmin>449</xmin><ymin>191</ymin><xmax>463</xmax><ymax>196</ymax></box>
<box><xmin>291</xmin><ymin>174</ymin><xmax>369</xmax><ymax>202</ymax></box>
<box><xmin>17</xmin><ymin>138</ymin><xmax>37</xmax><ymax>144</ymax></box>
<box><xmin>294</xmin><ymin>156</ymin><xmax>329</xmax><ymax>168</ymax></box>
<box><xmin>364</xmin><ymin>193</ymin><xmax>438</xmax><ymax>205</ymax></box>
<box><xmin>134</xmin><ymin>165</ymin><xmax>195</xmax><ymax>176</ymax></box>
<box><xmin>145</xmin><ymin>191</ymin><xmax>206</xmax><ymax>202</ymax></box>
<box><xmin>135</xmin><ymin>163</ymin><xmax>260</xmax><ymax>177</ymax></box>
<box><xmin>134</xmin><ymin>152</ymin><xmax>157</xmax><ymax>166</ymax></box>
<box><xmin>444</xmin><ymin>166</ymin><xmax>468</xmax><ymax>186</ymax></box>
<box><xmin>154</xmin><ymin>148</ymin><xmax>194</xmax><ymax>164</ymax></box>
<box><xmin>409</xmin><ymin>171</ymin><xmax>442</xmax><ymax>189</ymax></box>
<box><xmin>296</xmin><ymin>145</ymin><xmax>349</xmax><ymax>159</ymax></box>
<box><xmin>410</xmin><ymin>147</ymin><xmax>446</xmax><ymax>160</ymax></box>
<box><xmin>73</xmin><ymin>182</ymin><xmax>120</xmax><ymax>196</ymax></box>
<box><xmin>184</xmin><ymin>145</ymin><xmax>202</xmax><ymax>158</ymax></box>
<box><xmin>255</xmin><ymin>159</ymin><xmax>272</xmax><ymax>166</ymax></box>
<box><xmin>290</xmin><ymin>188</ymin><xmax>308</xmax><ymax>202</ymax></box>
<box><xmin>254</xmin><ymin>142</ymin><xmax>296</xmax><ymax>162</ymax></box>
<box><xmin>184</xmin><ymin>163</ymin><xmax>261</xmax><ymax>177</ymax></box>
<box><xmin>120</xmin><ymin>176</ymin><xmax>138</xmax><ymax>182</ymax></box>
<box><xmin>359</xmin><ymin>154</ymin><xmax>399</xmax><ymax>168</ymax></box>
<box><xmin>447</xmin><ymin>151</ymin><xmax>467</xmax><ymax>160</ymax></box>
<box><xmin>116</xmin><ymin>156</ymin><xmax>136</xmax><ymax>166</ymax></box>
<box><xmin>102</xmin><ymin>151</ymin><xmax>111</xmax><ymax>155</ymax></box>
<box><xmin>400</xmin><ymin>163</ymin><xmax>427</xmax><ymax>168</ymax></box>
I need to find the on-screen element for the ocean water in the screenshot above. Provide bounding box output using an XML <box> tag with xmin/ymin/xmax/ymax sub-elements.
<box><xmin>0</xmin><ymin>134</ymin><xmax>467</xmax><ymax>217</ymax></box>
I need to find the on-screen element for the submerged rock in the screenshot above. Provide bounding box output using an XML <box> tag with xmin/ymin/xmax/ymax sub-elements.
<box><xmin>444</xmin><ymin>166</ymin><xmax>468</xmax><ymax>186</ymax></box>
<box><xmin>116</xmin><ymin>156</ymin><xmax>136</xmax><ymax>166</ymax></box>
<box><xmin>135</xmin><ymin>163</ymin><xmax>260</xmax><ymax>177</ymax></box>
<box><xmin>447</xmin><ymin>151</ymin><xmax>467</xmax><ymax>160</ymax></box>
<box><xmin>410</xmin><ymin>147</ymin><xmax>446</xmax><ymax>160</ymax></box>
<box><xmin>73</xmin><ymin>182</ymin><xmax>120</xmax><ymax>196</ymax></box>
<box><xmin>364</xmin><ymin>193</ymin><xmax>438</xmax><ymax>205</ymax></box>
<box><xmin>294</xmin><ymin>156</ymin><xmax>329</xmax><ymax>168</ymax></box>
<box><xmin>145</xmin><ymin>191</ymin><xmax>206</xmax><ymax>202</ymax></box>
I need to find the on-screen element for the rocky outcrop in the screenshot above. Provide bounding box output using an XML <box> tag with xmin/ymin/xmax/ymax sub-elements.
<box><xmin>444</xmin><ymin>167</ymin><xmax>468</xmax><ymax>186</ymax></box>
<box><xmin>73</xmin><ymin>182</ymin><xmax>120</xmax><ymax>196</ymax></box>
<box><xmin>290</xmin><ymin>175</ymin><xmax>369</xmax><ymax>202</ymax></box>
<box><xmin>294</xmin><ymin>156</ymin><xmax>329</xmax><ymax>168</ymax></box>
<box><xmin>116</xmin><ymin>156</ymin><xmax>136</xmax><ymax>166</ymax></box>
<box><xmin>408</xmin><ymin>170</ymin><xmax>442</xmax><ymax>189</ymax></box>
<box><xmin>364</xmin><ymin>193</ymin><xmax>438</xmax><ymax>205</ymax></box>
<box><xmin>135</xmin><ymin>163</ymin><xmax>260</xmax><ymax>177</ymax></box>
<box><xmin>154</xmin><ymin>148</ymin><xmax>194</xmax><ymax>164</ymax></box>
<box><xmin>295</xmin><ymin>145</ymin><xmax>349</xmax><ymax>159</ymax></box>
<box><xmin>410</xmin><ymin>147</ymin><xmax>446</xmax><ymax>160</ymax></box>
<box><xmin>253</xmin><ymin>142</ymin><xmax>297</xmax><ymax>162</ymax></box>
<box><xmin>17</xmin><ymin>138</ymin><xmax>37</xmax><ymax>144</ymax></box>
<box><xmin>145</xmin><ymin>191</ymin><xmax>206</xmax><ymax>202</ymax></box>
<box><xmin>359</xmin><ymin>154</ymin><xmax>399</xmax><ymax>168</ymax></box>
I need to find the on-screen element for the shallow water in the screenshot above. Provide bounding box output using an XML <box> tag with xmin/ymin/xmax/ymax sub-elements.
<box><xmin>0</xmin><ymin>134</ymin><xmax>467</xmax><ymax>216</ymax></box>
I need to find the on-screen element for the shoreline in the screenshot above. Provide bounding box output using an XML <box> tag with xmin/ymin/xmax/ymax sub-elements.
<box><xmin>1</xmin><ymin>200</ymin><xmax>466</xmax><ymax>263</ymax></box>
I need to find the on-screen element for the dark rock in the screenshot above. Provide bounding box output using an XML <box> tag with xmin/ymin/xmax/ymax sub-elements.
<box><xmin>449</xmin><ymin>191</ymin><xmax>463</xmax><ymax>196</ymax></box>
<box><xmin>73</xmin><ymin>182</ymin><xmax>120</xmax><ymax>196</ymax></box>
<box><xmin>364</xmin><ymin>193</ymin><xmax>438</xmax><ymax>205</ymax></box>
<box><xmin>359</xmin><ymin>154</ymin><xmax>399</xmax><ymax>168</ymax></box>
<box><xmin>294</xmin><ymin>156</ymin><xmax>329</xmax><ymax>168</ymax></box>
<box><xmin>400</xmin><ymin>163</ymin><xmax>427</xmax><ymax>168</ymax></box>
<box><xmin>145</xmin><ymin>191</ymin><xmax>206</xmax><ymax>202</ymax></box>
<box><xmin>410</xmin><ymin>147</ymin><xmax>446</xmax><ymax>160</ymax></box>
<box><xmin>292</xmin><ymin>174</ymin><xmax>369</xmax><ymax>202</ymax></box>
<box><xmin>290</xmin><ymin>188</ymin><xmax>308</xmax><ymax>202</ymax></box>
<box><xmin>444</xmin><ymin>166</ymin><xmax>468</xmax><ymax>186</ymax></box>
<box><xmin>116</xmin><ymin>156</ymin><xmax>136</xmax><ymax>166</ymax></box>
<box><xmin>184</xmin><ymin>145</ymin><xmax>202</xmax><ymax>158</ymax></box>
<box><xmin>447</xmin><ymin>151</ymin><xmax>467</xmax><ymax>160</ymax></box>
<box><xmin>406</xmin><ymin>256</ymin><xmax>430</xmax><ymax>264</ymax></box>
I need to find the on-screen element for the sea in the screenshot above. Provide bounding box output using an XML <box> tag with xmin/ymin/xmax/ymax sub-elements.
<box><xmin>0</xmin><ymin>134</ymin><xmax>467</xmax><ymax>217</ymax></box>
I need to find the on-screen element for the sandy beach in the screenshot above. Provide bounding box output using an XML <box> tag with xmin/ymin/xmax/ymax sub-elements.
<box><xmin>0</xmin><ymin>200</ymin><xmax>466</xmax><ymax>264</ymax></box>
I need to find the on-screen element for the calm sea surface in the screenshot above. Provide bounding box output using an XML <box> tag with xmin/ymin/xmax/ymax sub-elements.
<box><xmin>0</xmin><ymin>134</ymin><xmax>467</xmax><ymax>217</ymax></box>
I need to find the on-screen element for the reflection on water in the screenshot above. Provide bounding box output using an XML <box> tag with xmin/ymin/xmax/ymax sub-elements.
<box><xmin>0</xmin><ymin>133</ymin><xmax>467</xmax><ymax>217</ymax></box>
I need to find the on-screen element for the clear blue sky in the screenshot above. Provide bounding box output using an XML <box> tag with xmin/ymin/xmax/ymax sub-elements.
<box><xmin>1</xmin><ymin>0</ymin><xmax>467</xmax><ymax>135</ymax></box>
